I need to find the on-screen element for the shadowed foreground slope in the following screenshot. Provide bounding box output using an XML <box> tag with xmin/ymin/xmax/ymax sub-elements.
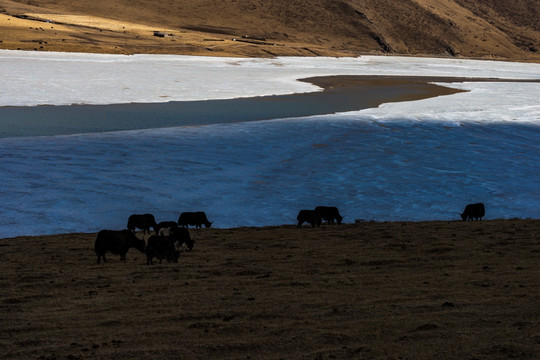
<box><xmin>1</xmin><ymin>220</ymin><xmax>539</xmax><ymax>359</ymax></box>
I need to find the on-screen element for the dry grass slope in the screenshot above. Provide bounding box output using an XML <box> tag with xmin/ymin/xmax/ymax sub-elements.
<box><xmin>1</xmin><ymin>220</ymin><xmax>540</xmax><ymax>359</ymax></box>
<box><xmin>0</xmin><ymin>0</ymin><xmax>539</xmax><ymax>61</ymax></box>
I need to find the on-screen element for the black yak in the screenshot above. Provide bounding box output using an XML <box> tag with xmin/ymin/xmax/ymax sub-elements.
<box><xmin>178</xmin><ymin>211</ymin><xmax>212</xmax><ymax>228</ymax></box>
<box><xmin>146</xmin><ymin>235</ymin><xmax>179</xmax><ymax>265</ymax></box>
<box><xmin>94</xmin><ymin>229</ymin><xmax>146</xmax><ymax>264</ymax></box>
<box><xmin>460</xmin><ymin>203</ymin><xmax>485</xmax><ymax>221</ymax></box>
<box><xmin>127</xmin><ymin>213</ymin><xmax>157</xmax><ymax>234</ymax></box>
<box><xmin>155</xmin><ymin>221</ymin><xmax>178</xmax><ymax>235</ymax></box>
<box><xmin>297</xmin><ymin>209</ymin><xmax>322</xmax><ymax>228</ymax></box>
<box><xmin>315</xmin><ymin>206</ymin><xmax>343</xmax><ymax>225</ymax></box>
<box><xmin>160</xmin><ymin>226</ymin><xmax>195</xmax><ymax>251</ymax></box>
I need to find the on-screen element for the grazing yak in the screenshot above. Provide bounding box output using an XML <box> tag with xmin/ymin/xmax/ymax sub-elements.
<box><xmin>297</xmin><ymin>209</ymin><xmax>322</xmax><ymax>228</ymax></box>
<box><xmin>315</xmin><ymin>206</ymin><xmax>343</xmax><ymax>225</ymax></box>
<box><xmin>460</xmin><ymin>203</ymin><xmax>485</xmax><ymax>221</ymax></box>
<box><xmin>146</xmin><ymin>235</ymin><xmax>179</xmax><ymax>265</ymax></box>
<box><xmin>94</xmin><ymin>229</ymin><xmax>146</xmax><ymax>264</ymax></box>
<box><xmin>127</xmin><ymin>213</ymin><xmax>157</xmax><ymax>234</ymax></box>
<box><xmin>160</xmin><ymin>226</ymin><xmax>195</xmax><ymax>251</ymax></box>
<box><xmin>155</xmin><ymin>221</ymin><xmax>178</xmax><ymax>235</ymax></box>
<box><xmin>178</xmin><ymin>211</ymin><xmax>212</xmax><ymax>228</ymax></box>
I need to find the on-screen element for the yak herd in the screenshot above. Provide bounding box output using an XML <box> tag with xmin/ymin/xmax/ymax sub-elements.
<box><xmin>95</xmin><ymin>212</ymin><xmax>206</xmax><ymax>265</ymax></box>
<box><xmin>94</xmin><ymin>203</ymin><xmax>485</xmax><ymax>265</ymax></box>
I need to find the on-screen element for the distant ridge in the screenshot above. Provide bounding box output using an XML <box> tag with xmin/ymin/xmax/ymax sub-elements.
<box><xmin>0</xmin><ymin>0</ymin><xmax>538</xmax><ymax>61</ymax></box>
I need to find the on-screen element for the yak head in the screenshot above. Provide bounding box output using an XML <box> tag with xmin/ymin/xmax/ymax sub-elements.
<box><xmin>204</xmin><ymin>221</ymin><xmax>213</xmax><ymax>228</ymax></box>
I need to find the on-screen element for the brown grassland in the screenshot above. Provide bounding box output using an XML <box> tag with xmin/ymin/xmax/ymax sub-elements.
<box><xmin>1</xmin><ymin>220</ymin><xmax>540</xmax><ymax>359</ymax></box>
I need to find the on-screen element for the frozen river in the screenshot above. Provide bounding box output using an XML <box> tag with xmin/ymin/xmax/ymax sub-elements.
<box><xmin>0</xmin><ymin>51</ymin><xmax>539</xmax><ymax>237</ymax></box>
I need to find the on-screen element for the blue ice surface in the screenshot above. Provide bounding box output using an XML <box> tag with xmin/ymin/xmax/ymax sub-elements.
<box><xmin>1</xmin><ymin>111</ymin><xmax>539</xmax><ymax>238</ymax></box>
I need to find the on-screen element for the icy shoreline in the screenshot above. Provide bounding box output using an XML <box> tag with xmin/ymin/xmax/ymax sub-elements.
<box><xmin>1</xmin><ymin>50</ymin><xmax>539</xmax><ymax>107</ymax></box>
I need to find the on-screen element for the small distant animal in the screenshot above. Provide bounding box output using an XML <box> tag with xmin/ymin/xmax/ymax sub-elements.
<box><xmin>178</xmin><ymin>211</ymin><xmax>212</xmax><ymax>228</ymax></box>
<box><xmin>315</xmin><ymin>206</ymin><xmax>343</xmax><ymax>225</ymax></box>
<box><xmin>155</xmin><ymin>221</ymin><xmax>178</xmax><ymax>235</ymax></box>
<box><xmin>297</xmin><ymin>209</ymin><xmax>322</xmax><ymax>228</ymax></box>
<box><xmin>460</xmin><ymin>203</ymin><xmax>485</xmax><ymax>221</ymax></box>
<box><xmin>146</xmin><ymin>235</ymin><xmax>179</xmax><ymax>265</ymax></box>
<box><xmin>94</xmin><ymin>229</ymin><xmax>146</xmax><ymax>264</ymax></box>
<box><xmin>127</xmin><ymin>213</ymin><xmax>157</xmax><ymax>234</ymax></box>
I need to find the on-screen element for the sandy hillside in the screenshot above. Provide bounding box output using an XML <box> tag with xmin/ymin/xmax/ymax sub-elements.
<box><xmin>0</xmin><ymin>0</ymin><xmax>539</xmax><ymax>61</ymax></box>
<box><xmin>1</xmin><ymin>220</ymin><xmax>540</xmax><ymax>359</ymax></box>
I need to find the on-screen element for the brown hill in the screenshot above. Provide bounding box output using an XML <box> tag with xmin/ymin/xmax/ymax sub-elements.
<box><xmin>0</xmin><ymin>0</ymin><xmax>539</xmax><ymax>61</ymax></box>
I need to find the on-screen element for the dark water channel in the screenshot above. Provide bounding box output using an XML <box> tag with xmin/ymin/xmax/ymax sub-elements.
<box><xmin>0</xmin><ymin>76</ymin><xmax>458</xmax><ymax>138</ymax></box>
